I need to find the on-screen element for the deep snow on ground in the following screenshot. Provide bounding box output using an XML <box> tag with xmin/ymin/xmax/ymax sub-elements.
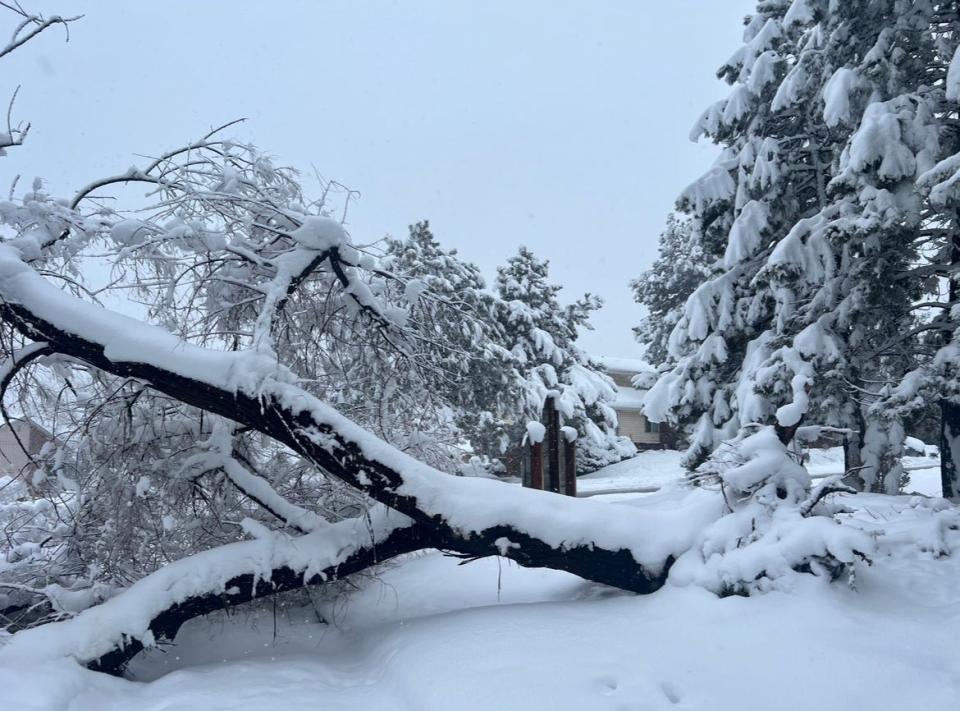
<box><xmin>2</xmin><ymin>448</ymin><xmax>958</xmax><ymax>711</ymax></box>
<box><xmin>580</xmin><ymin>445</ymin><xmax>942</xmax><ymax>497</ymax></box>
<box><xmin>577</xmin><ymin>449</ymin><xmax>687</xmax><ymax>496</ymax></box>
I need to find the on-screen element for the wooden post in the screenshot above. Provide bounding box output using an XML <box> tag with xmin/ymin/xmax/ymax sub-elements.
<box><xmin>530</xmin><ymin>439</ymin><xmax>544</xmax><ymax>490</ymax></box>
<box><xmin>544</xmin><ymin>397</ymin><xmax>561</xmax><ymax>494</ymax></box>
<box><xmin>563</xmin><ymin>436</ymin><xmax>577</xmax><ymax>497</ymax></box>
<box><xmin>557</xmin><ymin>433</ymin><xmax>566</xmax><ymax>495</ymax></box>
<box><xmin>520</xmin><ymin>445</ymin><xmax>530</xmax><ymax>488</ymax></box>
<box><xmin>522</xmin><ymin>397</ymin><xmax>576</xmax><ymax>496</ymax></box>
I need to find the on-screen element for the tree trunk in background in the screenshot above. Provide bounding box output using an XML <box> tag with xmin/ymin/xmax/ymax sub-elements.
<box><xmin>842</xmin><ymin>432</ymin><xmax>864</xmax><ymax>491</ymax></box>
<box><xmin>940</xmin><ymin>399</ymin><xmax>960</xmax><ymax>499</ymax></box>
<box><xmin>843</xmin><ymin>406</ymin><xmax>866</xmax><ymax>491</ymax></box>
<box><xmin>940</xmin><ymin>226</ymin><xmax>960</xmax><ymax>499</ymax></box>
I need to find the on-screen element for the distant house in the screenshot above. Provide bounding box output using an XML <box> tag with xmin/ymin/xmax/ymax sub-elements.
<box><xmin>599</xmin><ymin>357</ymin><xmax>671</xmax><ymax>450</ymax></box>
<box><xmin>0</xmin><ymin>418</ymin><xmax>52</xmax><ymax>480</ymax></box>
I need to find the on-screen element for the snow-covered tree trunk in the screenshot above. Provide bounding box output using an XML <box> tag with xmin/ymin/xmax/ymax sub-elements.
<box><xmin>0</xmin><ymin>255</ymin><xmax>681</xmax><ymax>595</ymax></box>
<box><xmin>86</xmin><ymin>522</ymin><xmax>432</xmax><ymax>675</ymax></box>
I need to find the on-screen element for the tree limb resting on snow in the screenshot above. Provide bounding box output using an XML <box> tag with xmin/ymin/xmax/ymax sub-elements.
<box><xmin>0</xmin><ymin>245</ymin><xmax>686</xmax><ymax>602</ymax></box>
<box><xmin>0</xmin><ymin>230</ymin><xmax>716</xmax><ymax>678</ymax></box>
<box><xmin>87</xmin><ymin>521</ymin><xmax>432</xmax><ymax>676</ymax></box>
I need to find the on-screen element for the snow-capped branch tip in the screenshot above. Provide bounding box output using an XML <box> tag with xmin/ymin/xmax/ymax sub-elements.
<box><xmin>0</xmin><ymin>8</ymin><xmax>82</xmax><ymax>63</ymax></box>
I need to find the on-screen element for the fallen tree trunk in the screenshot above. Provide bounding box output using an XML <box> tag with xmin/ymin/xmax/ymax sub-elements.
<box><xmin>0</xmin><ymin>506</ymin><xmax>430</xmax><ymax>676</ymax></box>
<box><xmin>0</xmin><ymin>248</ymin><xmax>708</xmax><ymax>595</ymax></box>
<box><xmin>88</xmin><ymin>522</ymin><xmax>433</xmax><ymax>676</ymax></box>
<box><xmin>0</xmin><ymin>298</ymin><xmax>684</xmax><ymax>593</ymax></box>
<box><xmin>0</xmin><ymin>246</ymin><xmax>719</xmax><ymax>674</ymax></box>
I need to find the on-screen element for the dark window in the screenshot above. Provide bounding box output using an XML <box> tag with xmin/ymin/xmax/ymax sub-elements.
<box><xmin>644</xmin><ymin>419</ymin><xmax>660</xmax><ymax>434</ymax></box>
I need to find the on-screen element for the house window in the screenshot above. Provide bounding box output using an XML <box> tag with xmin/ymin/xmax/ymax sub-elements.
<box><xmin>644</xmin><ymin>420</ymin><xmax>660</xmax><ymax>434</ymax></box>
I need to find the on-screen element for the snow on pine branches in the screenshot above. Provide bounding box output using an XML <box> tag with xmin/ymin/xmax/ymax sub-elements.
<box><xmin>383</xmin><ymin>224</ymin><xmax>633</xmax><ymax>473</ymax></box>
<box><xmin>637</xmin><ymin>0</ymin><xmax>960</xmax><ymax>495</ymax></box>
<box><xmin>674</xmin><ymin>426</ymin><xmax>871</xmax><ymax>595</ymax></box>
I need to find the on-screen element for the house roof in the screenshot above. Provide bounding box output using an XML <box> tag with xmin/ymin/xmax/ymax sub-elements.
<box><xmin>595</xmin><ymin>355</ymin><xmax>654</xmax><ymax>374</ymax></box>
<box><xmin>593</xmin><ymin>356</ymin><xmax>658</xmax><ymax>412</ymax></box>
<box><xmin>612</xmin><ymin>383</ymin><xmax>647</xmax><ymax>411</ymax></box>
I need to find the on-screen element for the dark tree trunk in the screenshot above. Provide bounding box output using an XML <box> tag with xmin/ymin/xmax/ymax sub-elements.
<box><xmin>940</xmin><ymin>226</ymin><xmax>960</xmax><ymax>499</ymax></box>
<box><xmin>843</xmin><ymin>407</ymin><xmax>866</xmax><ymax>491</ymax></box>
<box><xmin>941</xmin><ymin>399</ymin><xmax>960</xmax><ymax>499</ymax></box>
<box><xmin>89</xmin><ymin>524</ymin><xmax>433</xmax><ymax>676</ymax></box>
<box><xmin>842</xmin><ymin>433</ymin><xmax>865</xmax><ymax>491</ymax></box>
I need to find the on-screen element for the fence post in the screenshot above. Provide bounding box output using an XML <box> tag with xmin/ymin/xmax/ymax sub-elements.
<box><xmin>530</xmin><ymin>439</ymin><xmax>544</xmax><ymax>490</ymax></box>
<box><xmin>544</xmin><ymin>397</ymin><xmax>561</xmax><ymax>494</ymax></box>
<box><xmin>522</xmin><ymin>397</ymin><xmax>576</xmax><ymax>497</ymax></box>
<box><xmin>563</xmin><ymin>434</ymin><xmax>577</xmax><ymax>497</ymax></box>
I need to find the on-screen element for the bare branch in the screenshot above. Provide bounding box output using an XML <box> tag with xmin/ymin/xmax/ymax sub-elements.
<box><xmin>0</xmin><ymin>12</ymin><xmax>81</xmax><ymax>62</ymax></box>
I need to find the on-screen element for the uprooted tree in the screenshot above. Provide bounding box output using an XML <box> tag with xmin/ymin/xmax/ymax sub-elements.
<box><xmin>0</xmin><ymin>6</ymin><xmax>871</xmax><ymax>677</ymax></box>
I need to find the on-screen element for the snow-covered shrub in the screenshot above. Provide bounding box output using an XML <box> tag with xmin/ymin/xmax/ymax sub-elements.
<box><xmin>671</xmin><ymin>426</ymin><xmax>874</xmax><ymax>595</ymax></box>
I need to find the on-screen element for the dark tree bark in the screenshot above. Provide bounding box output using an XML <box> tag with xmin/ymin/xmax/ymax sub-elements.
<box><xmin>940</xmin><ymin>228</ymin><xmax>960</xmax><ymax>499</ymax></box>
<box><xmin>842</xmin><ymin>405</ymin><xmax>867</xmax><ymax>492</ymax></box>
<box><xmin>88</xmin><ymin>524</ymin><xmax>433</xmax><ymax>677</ymax></box>
<box><xmin>941</xmin><ymin>399</ymin><xmax>960</xmax><ymax>499</ymax></box>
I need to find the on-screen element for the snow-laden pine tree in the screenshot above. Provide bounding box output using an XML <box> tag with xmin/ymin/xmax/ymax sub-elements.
<box><xmin>632</xmin><ymin>214</ymin><xmax>711</xmax><ymax>366</ymax></box>
<box><xmin>642</xmin><ymin>0</ymin><xmax>843</xmax><ymax>467</ymax></box>
<box><xmin>642</xmin><ymin>0</ymin><xmax>953</xmax><ymax>492</ymax></box>
<box><xmin>381</xmin><ymin>226</ymin><xmax>634</xmax><ymax>472</ymax></box>
<box><xmin>382</xmin><ymin>221</ymin><xmax>522</xmax><ymax>468</ymax></box>
<box><xmin>494</xmin><ymin>247</ymin><xmax>635</xmax><ymax>471</ymax></box>
<box><xmin>872</xmin><ymin>3</ymin><xmax>960</xmax><ymax>497</ymax></box>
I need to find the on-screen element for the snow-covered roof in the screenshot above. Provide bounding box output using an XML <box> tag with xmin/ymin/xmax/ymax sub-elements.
<box><xmin>612</xmin><ymin>384</ymin><xmax>647</xmax><ymax>411</ymax></box>
<box><xmin>595</xmin><ymin>355</ymin><xmax>653</xmax><ymax>374</ymax></box>
<box><xmin>592</xmin><ymin>356</ymin><xmax>656</xmax><ymax>411</ymax></box>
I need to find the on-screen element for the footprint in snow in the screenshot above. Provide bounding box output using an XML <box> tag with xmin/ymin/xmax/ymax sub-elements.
<box><xmin>659</xmin><ymin>680</ymin><xmax>682</xmax><ymax>704</ymax></box>
<box><xmin>598</xmin><ymin>675</ymin><xmax>619</xmax><ymax>695</ymax></box>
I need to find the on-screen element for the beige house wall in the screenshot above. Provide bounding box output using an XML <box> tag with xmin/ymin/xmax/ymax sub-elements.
<box><xmin>610</xmin><ymin>372</ymin><xmax>633</xmax><ymax>388</ymax></box>
<box><xmin>602</xmin><ymin>359</ymin><xmax>669</xmax><ymax>449</ymax></box>
<box><xmin>616</xmin><ymin>410</ymin><xmax>660</xmax><ymax>445</ymax></box>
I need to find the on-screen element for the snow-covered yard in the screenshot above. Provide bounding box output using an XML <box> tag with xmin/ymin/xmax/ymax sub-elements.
<box><xmin>3</xmin><ymin>449</ymin><xmax>958</xmax><ymax>711</ymax></box>
<box><xmin>580</xmin><ymin>446</ymin><xmax>943</xmax><ymax>498</ymax></box>
<box><xmin>4</xmin><ymin>2</ymin><xmax>960</xmax><ymax>710</ymax></box>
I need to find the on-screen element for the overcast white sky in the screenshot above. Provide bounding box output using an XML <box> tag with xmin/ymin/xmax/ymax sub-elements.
<box><xmin>3</xmin><ymin>0</ymin><xmax>754</xmax><ymax>358</ymax></box>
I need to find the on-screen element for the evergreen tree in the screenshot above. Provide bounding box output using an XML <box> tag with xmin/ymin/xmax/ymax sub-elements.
<box><xmin>643</xmin><ymin>0</ymin><xmax>841</xmax><ymax>467</ymax></box>
<box><xmin>642</xmin><ymin>0</ymin><xmax>954</xmax><ymax>491</ymax></box>
<box><xmin>632</xmin><ymin>215</ymin><xmax>710</xmax><ymax>366</ymax></box>
<box><xmin>875</xmin><ymin>3</ymin><xmax>960</xmax><ymax>496</ymax></box>
<box><xmin>494</xmin><ymin>247</ymin><xmax>635</xmax><ymax>472</ymax></box>
<box><xmin>384</xmin><ymin>229</ymin><xmax>634</xmax><ymax>473</ymax></box>
<box><xmin>383</xmin><ymin>221</ymin><xmax>521</xmax><ymax>468</ymax></box>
